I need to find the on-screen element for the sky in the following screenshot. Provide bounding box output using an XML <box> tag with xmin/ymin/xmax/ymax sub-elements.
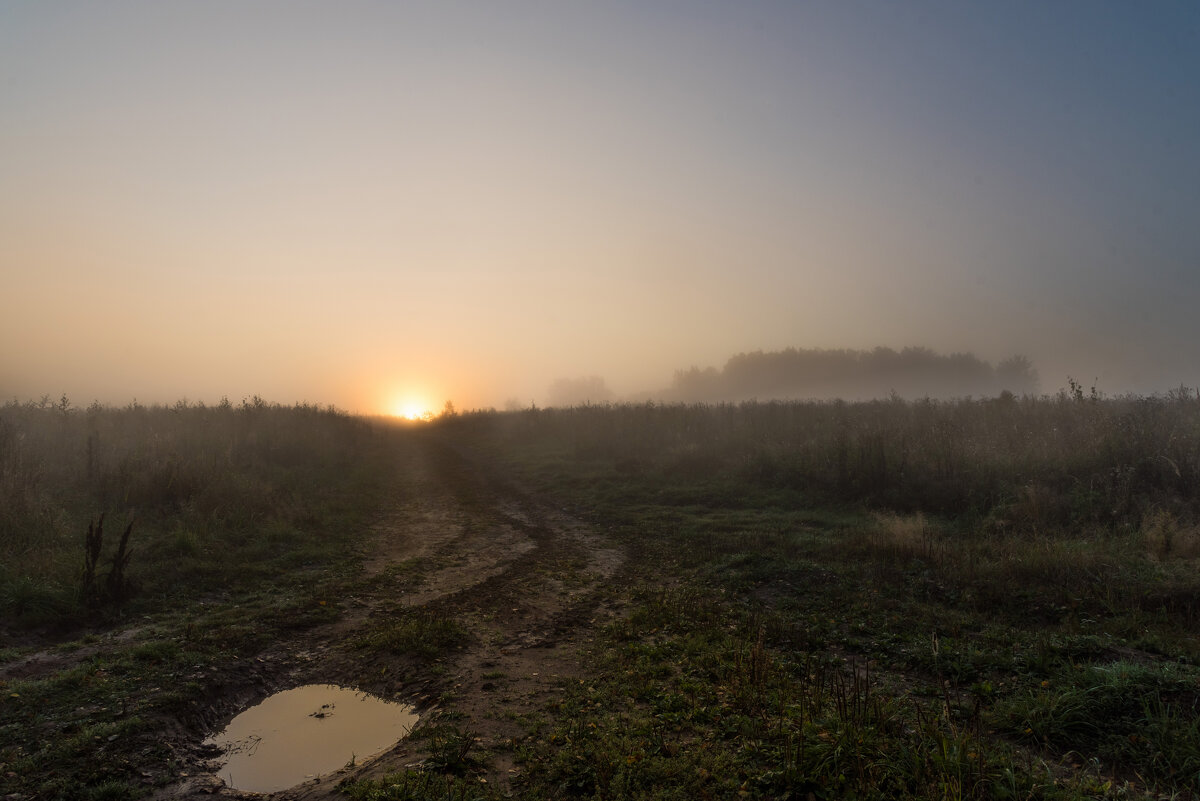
<box><xmin>2</xmin><ymin>1</ymin><xmax>1198</xmax><ymax>415</ymax></box>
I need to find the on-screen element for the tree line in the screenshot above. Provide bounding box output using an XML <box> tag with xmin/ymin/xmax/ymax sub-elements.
<box><xmin>662</xmin><ymin>346</ymin><xmax>1038</xmax><ymax>403</ymax></box>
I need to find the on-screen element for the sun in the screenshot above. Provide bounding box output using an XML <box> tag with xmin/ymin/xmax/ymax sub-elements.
<box><xmin>391</xmin><ymin>399</ymin><xmax>433</xmax><ymax>421</ymax></box>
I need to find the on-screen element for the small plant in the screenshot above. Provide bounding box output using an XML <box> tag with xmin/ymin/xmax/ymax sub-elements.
<box><xmin>0</xmin><ymin>574</ymin><xmax>71</xmax><ymax>622</ymax></box>
<box><xmin>354</xmin><ymin>610</ymin><xmax>470</xmax><ymax>659</ymax></box>
<box><xmin>344</xmin><ymin>770</ymin><xmax>493</xmax><ymax>801</ymax></box>
<box><xmin>80</xmin><ymin>513</ymin><xmax>135</xmax><ymax>609</ymax></box>
<box><xmin>422</xmin><ymin>725</ymin><xmax>480</xmax><ymax>776</ymax></box>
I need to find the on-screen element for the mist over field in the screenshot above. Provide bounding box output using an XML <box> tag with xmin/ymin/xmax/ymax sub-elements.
<box><xmin>2</xmin><ymin>3</ymin><xmax>1199</xmax><ymax>413</ymax></box>
<box><xmin>546</xmin><ymin>346</ymin><xmax>1040</xmax><ymax>407</ymax></box>
<box><xmin>6</xmin><ymin>6</ymin><xmax>1200</xmax><ymax>796</ymax></box>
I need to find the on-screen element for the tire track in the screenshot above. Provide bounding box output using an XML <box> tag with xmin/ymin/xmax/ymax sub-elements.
<box><xmin>167</xmin><ymin>432</ymin><xmax>626</xmax><ymax>799</ymax></box>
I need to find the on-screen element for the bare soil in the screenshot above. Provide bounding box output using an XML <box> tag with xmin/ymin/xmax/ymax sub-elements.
<box><xmin>154</xmin><ymin>434</ymin><xmax>627</xmax><ymax>799</ymax></box>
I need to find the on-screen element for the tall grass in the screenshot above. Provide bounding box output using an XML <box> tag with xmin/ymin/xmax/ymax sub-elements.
<box><xmin>8</xmin><ymin>391</ymin><xmax>1192</xmax><ymax>797</ymax></box>
<box><xmin>450</xmin><ymin>388</ymin><xmax>1200</xmax><ymax>531</ymax></box>
<box><xmin>0</xmin><ymin>397</ymin><xmax>389</xmax><ymax>626</ymax></box>
<box><xmin>436</xmin><ymin>392</ymin><xmax>1200</xmax><ymax>795</ymax></box>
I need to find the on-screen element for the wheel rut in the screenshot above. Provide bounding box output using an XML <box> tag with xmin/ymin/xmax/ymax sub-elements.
<box><xmin>160</xmin><ymin>433</ymin><xmax>626</xmax><ymax>799</ymax></box>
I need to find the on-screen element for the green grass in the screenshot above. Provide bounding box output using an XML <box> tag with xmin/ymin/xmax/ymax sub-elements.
<box><xmin>6</xmin><ymin>394</ymin><xmax>1200</xmax><ymax>799</ymax></box>
<box><xmin>0</xmin><ymin>397</ymin><xmax>386</xmax><ymax>609</ymax></box>
<box><xmin>396</xmin><ymin>396</ymin><xmax>1200</xmax><ymax>799</ymax></box>
<box><xmin>0</xmin><ymin>399</ymin><xmax>407</xmax><ymax>799</ymax></box>
<box><xmin>452</xmin><ymin>392</ymin><xmax>1200</xmax><ymax>529</ymax></box>
<box><xmin>994</xmin><ymin>661</ymin><xmax>1200</xmax><ymax>786</ymax></box>
<box><xmin>352</xmin><ymin>609</ymin><xmax>472</xmax><ymax>660</ymax></box>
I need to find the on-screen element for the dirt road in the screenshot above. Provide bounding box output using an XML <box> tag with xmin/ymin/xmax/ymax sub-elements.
<box><xmin>160</xmin><ymin>433</ymin><xmax>626</xmax><ymax>799</ymax></box>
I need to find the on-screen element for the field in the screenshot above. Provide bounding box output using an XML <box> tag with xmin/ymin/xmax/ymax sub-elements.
<box><xmin>2</xmin><ymin>391</ymin><xmax>1200</xmax><ymax>800</ymax></box>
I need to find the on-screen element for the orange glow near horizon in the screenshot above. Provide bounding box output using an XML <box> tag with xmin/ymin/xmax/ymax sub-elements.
<box><xmin>389</xmin><ymin>399</ymin><xmax>432</xmax><ymax>421</ymax></box>
<box><xmin>3</xmin><ymin>5</ymin><xmax>1193</xmax><ymax>409</ymax></box>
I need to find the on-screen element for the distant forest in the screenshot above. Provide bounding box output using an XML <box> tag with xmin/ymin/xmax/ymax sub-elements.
<box><xmin>661</xmin><ymin>346</ymin><xmax>1039</xmax><ymax>403</ymax></box>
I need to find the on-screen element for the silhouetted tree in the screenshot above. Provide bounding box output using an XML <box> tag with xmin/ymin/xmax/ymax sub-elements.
<box><xmin>996</xmin><ymin>355</ymin><xmax>1039</xmax><ymax>395</ymax></box>
<box><xmin>665</xmin><ymin>346</ymin><xmax>1040</xmax><ymax>402</ymax></box>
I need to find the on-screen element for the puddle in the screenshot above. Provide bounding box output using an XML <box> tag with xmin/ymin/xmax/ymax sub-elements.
<box><xmin>205</xmin><ymin>684</ymin><xmax>418</xmax><ymax>793</ymax></box>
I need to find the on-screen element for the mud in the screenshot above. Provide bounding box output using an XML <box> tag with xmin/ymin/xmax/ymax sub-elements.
<box><xmin>154</xmin><ymin>434</ymin><xmax>627</xmax><ymax>799</ymax></box>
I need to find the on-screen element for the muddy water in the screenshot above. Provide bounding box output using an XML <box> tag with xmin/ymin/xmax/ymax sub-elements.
<box><xmin>205</xmin><ymin>684</ymin><xmax>418</xmax><ymax>793</ymax></box>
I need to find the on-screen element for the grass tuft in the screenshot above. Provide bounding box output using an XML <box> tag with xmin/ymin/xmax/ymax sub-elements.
<box><xmin>354</xmin><ymin>610</ymin><xmax>471</xmax><ymax>660</ymax></box>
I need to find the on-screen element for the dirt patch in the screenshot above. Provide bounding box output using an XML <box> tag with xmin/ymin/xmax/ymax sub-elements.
<box><xmin>0</xmin><ymin>625</ymin><xmax>146</xmax><ymax>681</ymax></box>
<box><xmin>151</xmin><ymin>434</ymin><xmax>627</xmax><ymax>799</ymax></box>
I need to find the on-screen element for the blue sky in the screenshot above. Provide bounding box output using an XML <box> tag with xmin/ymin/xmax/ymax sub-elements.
<box><xmin>2</xmin><ymin>1</ymin><xmax>1198</xmax><ymax>411</ymax></box>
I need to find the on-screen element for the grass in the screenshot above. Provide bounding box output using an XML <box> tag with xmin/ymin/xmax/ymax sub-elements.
<box><xmin>352</xmin><ymin>609</ymin><xmax>472</xmax><ymax>660</ymax></box>
<box><xmin>455</xmin><ymin>389</ymin><xmax>1200</xmax><ymax>528</ymax></box>
<box><xmin>399</xmin><ymin>393</ymin><xmax>1200</xmax><ymax>799</ymax></box>
<box><xmin>6</xmin><ymin>392</ymin><xmax>1200</xmax><ymax>798</ymax></box>
<box><xmin>0</xmin><ymin>398</ymin><xmax>405</xmax><ymax>799</ymax></box>
<box><xmin>994</xmin><ymin>661</ymin><xmax>1200</xmax><ymax>785</ymax></box>
<box><xmin>0</xmin><ymin>397</ymin><xmax>389</xmax><ymax>628</ymax></box>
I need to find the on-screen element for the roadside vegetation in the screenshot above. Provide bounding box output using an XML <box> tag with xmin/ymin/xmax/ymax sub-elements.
<box><xmin>4</xmin><ymin>387</ymin><xmax>1200</xmax><ymax>799</ymax></box>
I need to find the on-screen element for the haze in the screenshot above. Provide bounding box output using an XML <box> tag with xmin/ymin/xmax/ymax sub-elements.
<box><xmin>3</xmin><ymin>2</ymin><xmax>1198</xmax><ymax>415</ymax></box>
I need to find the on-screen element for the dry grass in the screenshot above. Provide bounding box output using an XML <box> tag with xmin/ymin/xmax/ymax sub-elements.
<box><xmin>869</xmin><ymin>511</ymin><xmax>936</xmax><ymax>560</ymax></box>
<box><xmin>1141</xmin><ymin>508</ymin><xmax>1200</xmax><ymax>561</ymax></box>
<box><xmin>0</xmin><ymin>397</ymin><xmax>389</xmax><ymax>626</ymax></box>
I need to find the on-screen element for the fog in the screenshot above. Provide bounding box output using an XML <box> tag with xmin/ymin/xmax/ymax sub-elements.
<box><xmin>2</xmin><ymin>3</ymin><xmax>1198</xmax><ymax>414</ymax></box>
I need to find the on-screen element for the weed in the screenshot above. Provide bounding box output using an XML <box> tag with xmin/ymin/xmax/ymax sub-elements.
<box><xmin>80</xmin><ymin>514</ymin><xmax>135</xmax><ymax>609</ymax></box>
<box><xmin>0</xmin><ymin>573</ymin><xmax>73</xmax><ymax>622</ymax></box>
<box><xmin>420</xmin><ymin>724</ymin><xmax>483</xmax><ymax>776</ymax></box>
<box><xmin>345</xmin><ymin>769</ymin><xmax>498</xmax><ymax>800</ymax></box>
<box><xmin>354</xmin><ymin>610</ymin><xmax>471</xmax><ymax>660</ymax></box>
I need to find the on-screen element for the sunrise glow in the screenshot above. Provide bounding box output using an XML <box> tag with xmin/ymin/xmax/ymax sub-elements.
<box><xmin>2</xmin><ymin>3</ymin><xmax>1197</xmax><ymax>409</ymax></box>
<box><xmin>391</xmin><ymin>399</ymin><xmax>434</xmax><ymax>421</ymax></box>
<box><xmin>4</xmin><ymin>5</ymin><xmax>1200</xmax><ymax>795</ymax></box>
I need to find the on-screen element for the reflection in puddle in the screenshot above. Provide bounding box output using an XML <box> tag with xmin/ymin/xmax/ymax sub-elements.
<box><xmin>205</xmin><ymin>684</ymin><xmax>418</xmax><ymax>793</ymax></box>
